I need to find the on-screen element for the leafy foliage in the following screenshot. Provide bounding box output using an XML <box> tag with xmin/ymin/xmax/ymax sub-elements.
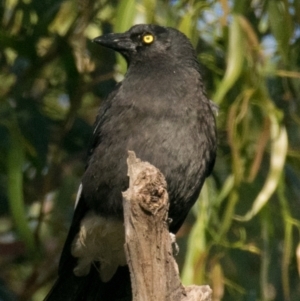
<box><xmin>0</xmin><ymin>1</ymin><xmax>299</xmax><ymax>300</ymax></box>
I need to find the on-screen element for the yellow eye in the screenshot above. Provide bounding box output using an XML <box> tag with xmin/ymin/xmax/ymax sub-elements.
<box><xmin>142</xmin><ymin>34</ymin><xmax>154</xmax><ymax>44</ymax></box>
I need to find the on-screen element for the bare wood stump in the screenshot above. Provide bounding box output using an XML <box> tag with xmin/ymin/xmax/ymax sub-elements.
<box><xmin>122</xmin><ymin>151</ymin><xmax>212</xmax><ymax>301</ymax></box>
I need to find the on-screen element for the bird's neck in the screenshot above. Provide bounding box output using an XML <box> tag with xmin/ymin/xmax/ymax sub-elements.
<box><xmin>119</xmin><ymin>59</ymin><xmax>204</xmax><ymax>113</ymax></box>
<box><xmin>126</xmin><ymin>57</ymin><xmax>200</xmax><ymax>83</ymax></box>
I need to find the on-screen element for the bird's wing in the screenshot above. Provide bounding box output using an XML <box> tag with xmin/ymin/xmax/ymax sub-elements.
<box><xmin>58</xmin><ymin>186</ymin><xmax>88</xmax><ymax>274</ymax></box>
<box><xmin>85</xmin><ymin>82</ymin><xmax>122</xmax><ymax>165</ymax></box>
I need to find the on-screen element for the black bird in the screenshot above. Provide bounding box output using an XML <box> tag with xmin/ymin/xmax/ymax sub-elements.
<box><xmin>44</xmin><ymin>24</ymin><xmax>217</xmax><ymax>301</ymax></box>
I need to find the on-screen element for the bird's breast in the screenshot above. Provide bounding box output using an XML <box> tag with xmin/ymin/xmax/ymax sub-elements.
<box><xmin>82</xmin><ymin>68</ymin><xmax>216</xmax><ymax>229</ymax></box>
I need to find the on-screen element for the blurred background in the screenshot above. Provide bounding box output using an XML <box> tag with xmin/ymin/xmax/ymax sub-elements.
<box><xmin>0</xmin><ymin>0</ymin><xmax>300</xmax><ymax>300</ymax></box>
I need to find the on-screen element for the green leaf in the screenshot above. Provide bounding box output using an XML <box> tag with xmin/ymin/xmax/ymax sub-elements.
<box><xmin>214</xmin><ymin>15</ymin><xmax>245</xmax><ymax>103</ymax></box>
<box><xmin>268</xmin><ymin>0</ymin><xmax>293</xmax><ymax>63</ymax></box>
<box><xmin>7</xmin><ymin>127</ymin><xmax>36</xmax><ymax>255</ymax></box>
<box><xmin>114</xmin><ymin>0</ymin><xmax>136</xmax><ymax>74</ymax></box>
<box><xmin>235</xmin><ymin>113</ymin><xmax>288</xmax><ymax>221</ymax></box>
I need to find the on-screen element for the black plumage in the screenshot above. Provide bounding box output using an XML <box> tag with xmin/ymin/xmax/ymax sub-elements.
<box><xmin>45</xmin><ymin>24</ymin><xmax>217</xmax><ymax>301</ymax></box>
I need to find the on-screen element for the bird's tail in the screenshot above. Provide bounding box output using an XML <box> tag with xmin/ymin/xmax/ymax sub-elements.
<box><xmin>44</xmin><ymin>265</ymin><xmax>132</xmax><ymax>301</ymax></box>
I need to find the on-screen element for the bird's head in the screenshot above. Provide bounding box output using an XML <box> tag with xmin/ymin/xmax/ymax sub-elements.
<box><xmin>93</xmin><ymin>24</ymin><xmax>198</xmax><ymax>67</ymax></box>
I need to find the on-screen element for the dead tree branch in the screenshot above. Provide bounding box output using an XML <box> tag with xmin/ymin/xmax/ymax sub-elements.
<box><xmin>122</xmin><ymin>151</ymin><xmax>212</xmax><ymax>301</ymax></box>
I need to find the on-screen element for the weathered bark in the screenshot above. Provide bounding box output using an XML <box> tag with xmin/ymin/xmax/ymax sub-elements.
<box><xmin>122</xmin><ymin>151</ymin><xmax>212</xmax><ymax>301</ymax></box>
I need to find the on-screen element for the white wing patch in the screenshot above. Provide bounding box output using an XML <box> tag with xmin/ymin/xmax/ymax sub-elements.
<box><xmin>74</xmin><ymin>183</ymin><xmax>83</xmax><ymax>209</ymax></box>
<box><xmin>71</xmin><ymin>212</ymin><xmax>126</xmax><ymax>282</ymax></box>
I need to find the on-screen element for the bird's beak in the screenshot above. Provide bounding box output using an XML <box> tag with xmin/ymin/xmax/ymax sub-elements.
<box><xmin>93</xmin><ymin>32</ymin><xmax>135</xmax><ymax>52</ymax></box>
